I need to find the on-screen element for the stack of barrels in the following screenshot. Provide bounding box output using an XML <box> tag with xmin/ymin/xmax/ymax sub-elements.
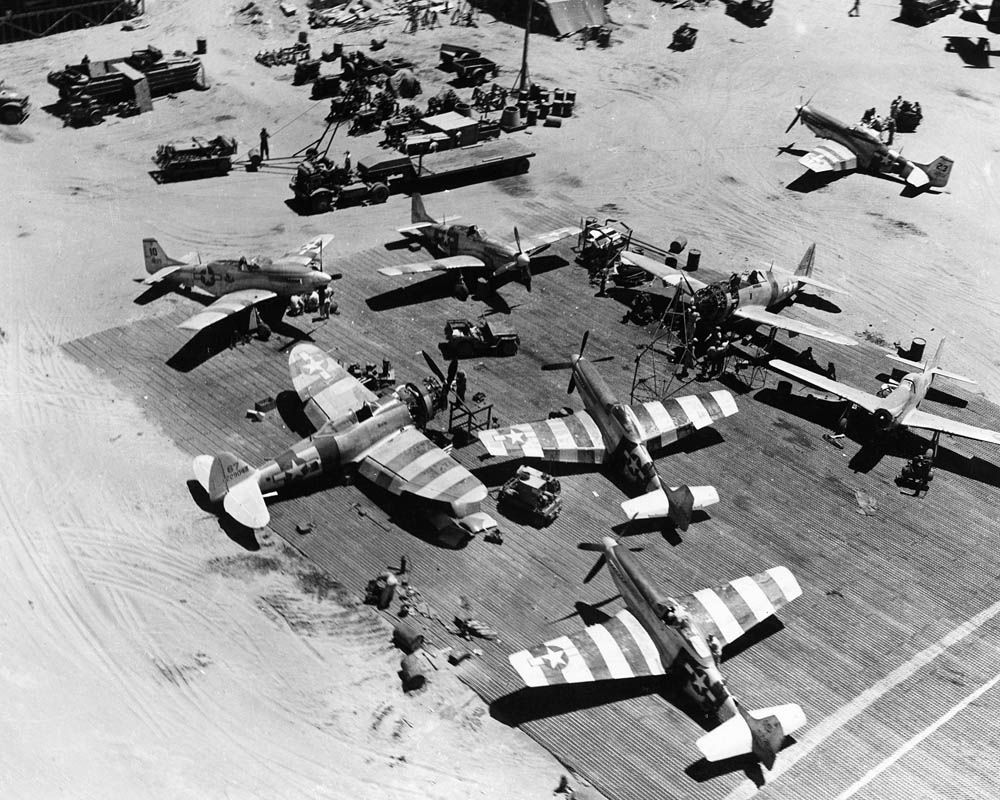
<box><xmin>501</xmin><ymin>84</ymin><xmax>578</xmax><ymax>131</ymax></box>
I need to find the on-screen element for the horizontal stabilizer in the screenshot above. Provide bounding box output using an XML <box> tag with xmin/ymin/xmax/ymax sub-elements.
<box><xmin>793</xmin><ymin>274</ymin><xmax>848</xmax><ymax>295</ymax></box>
<box><xmin>223</xmin><ymin>479</ymin><xmax>269</xmax><ymax>529</ymax></box>
<box><xmin>396</xmin><ymin>222</ymin><xmax>437</xmax><ymax>235</ymax></box>
<box><xmin>884</xmin><ymin>352</ymin><xmax>926</xmax><ymax>372</ymax></box>
<box><xmin>905</xmin><ymin>168</ymin><xmax>929</xmax><ymax>188</ymax></box>
<box><xmin>932</xmin><ymin>368</ymin><xmax>976</xmax><ymax>385</ymax></box>
<box><xmin>143</xmin><ymin>264</ymin><xmax>183</xmax><ymax>285</ymax></box>
<box><xmin>621</xmin><ymin>485</ymin><xmax>719</xmax><ymax>520</ymax></box>
<box><xmin>696</xmin><ymin>704</ymin><xmax>806</xmax><ymax>763</ymax></box>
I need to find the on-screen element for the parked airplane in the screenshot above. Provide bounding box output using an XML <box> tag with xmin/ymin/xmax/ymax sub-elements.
<box><xmin>477</xmin><ymin>332</ymin><xmax>738</xmax><ymax>529</ymax></box>
<box><xmin>141</xmin><ymin>235</ymin><xmax>336</xmax><ymax>333</ymax></box>
<box><xmin>377</xmin><ymin>194</ymin><xmax>579</xmax><ymax>299</ymax></box>
<box><xmin>194</xmin><ymin>343</ymin><xmax>498</xmax><ymax>542</ymax></box>
<box><xmin>785</xmin><ymin>102</ymin><xmax>953</xmax><ymax>190</ymax></box>
<box><xmin>770</xmin><ymin>339</ymin><xmax>1000</xmax><ymax>450</ymax></box>
<box><xmin>625</xmin><ymin>244</ymin><xmax>857</xmax><ymax>346</ymax></box>
<box><xmin>508</xmin><ymin>535</ymin><xmax>806</xmax><ymax>767</ymax></box>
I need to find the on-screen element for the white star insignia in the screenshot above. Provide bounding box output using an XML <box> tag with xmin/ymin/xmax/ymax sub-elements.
<box><xmin>540</xmin><ymin>646</ymin><xmax>567</xmax><ymax>670</ymax></box>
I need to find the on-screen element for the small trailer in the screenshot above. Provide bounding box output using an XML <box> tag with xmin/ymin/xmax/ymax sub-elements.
<box><xmin>443</xmin><ymin>318</ymin><xmax>520</xmax><ymax>358</ymax></box>
<box><xmin>498</xmin><ymin>466</ymin><xmax>562</xmax><ymax>526</ymax></box>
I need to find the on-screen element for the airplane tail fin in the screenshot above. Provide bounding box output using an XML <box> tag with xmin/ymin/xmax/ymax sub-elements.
<box><xmin>884</xmin><ymin>338</ymin><xmax>973</xmax><ymax>383</ymax></box>
<box><xmin>193</xmin><ymin>453</ymin><xmax>270</xmax><ymax>529</ymax></box>
<box><xmin>911</xmin><ymin>156</ymin><xmax>954</xmax><ymax>189</ymax></box>
<box><xmin>411</xmin><ymin>193</ymin><xmax>434</xmax><ymax>225</ymax></box>
<box><xmin>142</xmin><ymin>238</ymin><xmax>185</xmax><ymax>274</ymax></box>
<box><xmin>620</xmin><ymin>485</ymin><xmax>720</xmax><ymax>525</ymax></box>
<box><xmin>793</xmin><ymin>243</ymin><xmax>816</xmax><ymax>278</ymax></box>
<box><xmin>696</xmin><ymin>704</ymin><xmax>807</xmax><ymax>768</ymax></box>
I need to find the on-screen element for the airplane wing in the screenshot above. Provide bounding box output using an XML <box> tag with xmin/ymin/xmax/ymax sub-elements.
<box><xmin>676</xmin><ymin>567</ymin><xmax>802</xmax><ymax>648</ymax></box>
<box><xmin>799</xmin><ymin>142</ymin><xmax>858</xmax><ymax>174</ymax></box>
<box><xmin>356</xmin><ymin>426</ymin><xmax>487</xmax><ymax>518</ymax></box>
<box><xmin>477</xmin><ymin>411</ymin><xmax>607</xmax><ymax>463</ymax></box>
<box><xmin>176</xmin><ymin>289</ymin><xmax>278</xmax><ymax>332</ymax></box>
<box><xmin>900</xmin><ymin>408</ymin><xmax>1000</xmax><ymax>447</ymax></box>
<box><xmin>734</xmin><ymin>306</ymin><xmax>858</xmax><ymax>346</ymax></box>
<box><xmin>378</xmin><ymin>255</ymin><xmax>487</xmax><ymax>276</ymax></box>
<box><xmin>768</xmin><ymin>359</ymin><xmax>883</xmax><ymax>412</ymax></box>
<box><xmin>283</xmin><ymin>234</ymin><xmax>335</xmax><ymax>261</ymax></box>
<box><xmin>620</xmin><ymin>251</ymin><xmax>709</xmax><ymax>292</ymax></box>
<box><xmin>632</xmin><ymin>390</ymin><xmax>739</xmax><ymax>451</ymax></box>
<box><xmin>289</xmin><ymin>343</ymin><xmax>377</xmax><ymax>429</ymax></box>
<box><xmin>508</xmin><ymin>608</ymin><xmax>668</xmax><ymax>687</ymax></box>
<box><xmin>515</xmin><ymin>226</ymin><xmax>581</xmax><ymax>254</ymax></box>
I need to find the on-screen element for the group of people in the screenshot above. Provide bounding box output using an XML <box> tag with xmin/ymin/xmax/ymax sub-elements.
<box><xmin>287</xmin><ymin>284</ymin><xmax>338</xmax><ymax>319</ymax></box>
<box><xmin>860</xmin><ymin>107</ymin><xmax>897</xmax><ymax>145</ymax></box>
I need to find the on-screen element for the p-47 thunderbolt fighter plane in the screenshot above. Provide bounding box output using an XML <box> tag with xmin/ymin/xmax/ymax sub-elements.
<box><xmin>785</xmin><ymin>102</ymin><xmax>953</xmax><ymax>190</ymax></box>
<box><xmin>194</xmin><ymin>344</ymin><xmax>497</xmax><ymax>542</ymax></box>
<box><xmin>508</xmin><ymin>535</ymin><xmax>806</xmax><ymax>767</ymax></box>
<box><xmin>770</xmin><ymin>339</ymin><xmax>1000</xmax><ymax>449</ymax></box>
<box><xmin>377</xmin><ymin>194</ymin><xmax>579</xmax><ymax>298</ymax></box>
<box><xmin>477</xmin><ymin>332</ymin><xmax>738</xmax><ymax>529</ymax></box>
<box><xmin>141</xmin><ymin>235</ymin><xmax>336</xmax><ymax>332</ymax></box>
<box><xmin>626</xmin><ymin>244</ymin><xmax>856</xmax><ymax>346</ymax></box>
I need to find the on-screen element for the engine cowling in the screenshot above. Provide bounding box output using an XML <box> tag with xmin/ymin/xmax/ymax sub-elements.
<box><xmin>872</xmin><ymin>408</ymin><xmax>894</xmax><ymax>430</ymax></box>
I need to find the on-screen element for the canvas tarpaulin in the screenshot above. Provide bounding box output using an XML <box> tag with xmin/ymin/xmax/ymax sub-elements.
<box><xmin>542</xmin><ymin>0</ymin><xmax>608</xmax><ymax>36</ymax></box>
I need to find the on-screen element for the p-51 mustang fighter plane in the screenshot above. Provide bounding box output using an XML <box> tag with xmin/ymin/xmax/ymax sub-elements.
<box><xmin>785</xmin><ymin>102</ymin><xmax>953</xmax><ymax>190</ymax></box>
<box><xmin>477</xmin><ymin>332</ymin><xmax>739</xmax><ymax>529</ymax></box>
<box><xmin>508</xmin><ymin>535</ymin><xmax>807</xmax><ymax>767</ymax></box>
<box><xmin>141</xmin><ymin>235</ymin><xmax>336</xmax><ymax>333</ymax></box>
<box><xmin>377</xmin><ymin>194</ymin><xmax>579</xmax><ymax>299</ymax></box>
<box><xmin>770</xmin><ymin>339</ymin><xmax>1000</xmax><ymax>450</ymax></box>
<box><xmin>625</xmin><ymin>244</ymin><xmax>856</xmax><ymax>347</ymax></box>
<box><xmin>194</xmin><ymin>344</ymin><xmax>498</xmax><ymax>542</ymax></box>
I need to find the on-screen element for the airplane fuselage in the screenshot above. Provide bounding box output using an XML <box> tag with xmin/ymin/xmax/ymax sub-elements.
<box><xmin>422</xmin><ymin>223</ymin><xmax>525</xmax><ymax>280</ymax></box>
<box><xmin>572</xmin><ymin>357</ymin><xmax>660</xmax><ymax>491</ymax></box>
<box><xmin>695</xmin><ymin>271</ymin><xmax>802</xmax><ymax>324</ymax></box>
<box><xmin>603</xmin><ymin>539</ymin><xmax>739</xmax><ymax>723</ymax></box>
<box><xmin>167</xmin><ymin>258</ymin><xmax>331</xmax><ymax>298</ymax></box>
<box><xmin>799</xmin><ymin>105</ymin><xmax>886</xmax><ymax>170</ymax></box>
<box><xmin>869</xmin><ymin>369</ymin><xmax>932</xmax><ymax>430</ymax></box>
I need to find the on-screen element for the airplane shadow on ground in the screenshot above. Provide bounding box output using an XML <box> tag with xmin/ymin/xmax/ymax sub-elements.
<box><xmin>187</xmin><ymin>479</ymin><xmax>262</xmax><ymax>551</ymax></box>
<box><xmin>365</xmin><ymin>254</ymin><xmax>567</xmax><ymax>314</ymax></box>
<box><xmin>785</xmin><ymin>170</ymin><xmax>850</xmax><ymax>193</ymax></box>
<box><xmin>166</xmin><ymin>306</ymin><xmax>315</xmax><ymax>373</ymax></box>
<box><xmin>944</xmin><ymin>35</ymin><xmax>996</xmax><ymax>68</ymax></box>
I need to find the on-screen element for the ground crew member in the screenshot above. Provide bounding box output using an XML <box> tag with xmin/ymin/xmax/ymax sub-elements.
<box><xmin>455</xmin><ymin>370</ymin><xmax>468</xmax><ymax>403</ymax></box>
<box><xmin>885</xmin><ymin>116</ymin><xmax>896</xmax><ymax>146</ymax></box>
<box><xmin>343</xmin><ymin>150</ymin><xmax>352</xmax><ymax>173</ymax></box>
<box><xmin>288</xmin><ymin>294</ymin><xmax>304</xmax><ymax>317</ymax></box>
<box><xmin>848</xmin><ymin>0</ymin><xmax>860</xmax><ymax>16</ymax></box>
<box><xmin>306</xmin><ymin>289</ymin><xmax>320</xmax><ymax>313</ymax></box>
<box><xmin>259</xmin><ymin>127</ymin><xmax>270</xmax><ymax>160</ymax></box>
<box><xmin>320</xmin><ymin>288</ymin><xmax>332</xmax><ymax>319</ymax></box>
<box><xmin>707</xmin><ymin>634</ymin><xmax>723</xmax><ymax>666</ymax></box>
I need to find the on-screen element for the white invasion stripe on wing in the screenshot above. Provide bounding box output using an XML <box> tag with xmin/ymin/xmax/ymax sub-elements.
<box><xmin>577</xmin><ymin>411</ymin><xmax>606</xmax><ymax>450</ymax></box>
<box><xmin>546</xmin><ymin>417</ymin><xmax>577</xmax><ymax>453</ymax></box>
<box><xmin>508</xmin><ymin>649</ymin><xmax>548</xmax><ymax>687</ymax></box>
<box><xmin>586</xmin><ymin>623</ymin><xmax>635</xmax><ymax>680</ymax></box>
<box><xmin>710</xmin><ymin>389</ymin><xmax>739</xmax><ymax>417</ymax></box>
<box><xmin>643</xmin><ymin>401</ymin><xmax>677</xmax><ymax>434</ymax></box>
<box><xmin>767</xmin><ymin>566</ymin><xmax>802</xmax><ymax>602</ymax></box>
<box><xmin>692</xmin><ymin>588</ymin><xmax>744</xmax><ymax>643</ymax></box>
<box><xmin>676</xmin><ymin>395</ymin><xmax>713</xmax><ymax>429</ymax></box>
<box><xmin>730</xmin><ymin>576</ymin><xmax>776</xmax><ymax>623</ymax></box>
<box><xmin>615</xmin><ymin>609</ymin><xmax>664</xmax><ymax>675</ymax></box>
<box><xmin>549</xmin><ymin>635</ymin><xmax>594</xmax><ymax>683</ymax></box>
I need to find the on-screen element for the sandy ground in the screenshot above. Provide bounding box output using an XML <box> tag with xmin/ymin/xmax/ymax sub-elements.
<box><xmin>1</xmin><ymin>0</ymin><xmax>999</xmax><ymax>797</ymax></box>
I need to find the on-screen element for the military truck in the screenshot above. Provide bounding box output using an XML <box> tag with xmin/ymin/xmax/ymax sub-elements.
<box><xmin>725</xmin><ymin>0</ymin><xmax>774</xmax><ymax>25</ymax></box>
<box><xmin>443</xmin><ymin>318</ymin><xmax>520</xmax><ymax>358</ymax></box>
<box><xmin>153</xmin><ymin>135</ymin><xmax>237</xmax><ymax>181</ymax></box>
<box><xmin>498</xmin><ymin>466</ymin><xmax>562</xmax><ymax>526</ymax></box>
<box><xmin>0</xmin><ymin>82</ymin><xmax>29</xmax><ymax>124</ymax></box>
<box><xmin>899</xmin><ymin>0</ymin><xmax>959</xmax><ymax>25</ymax></box>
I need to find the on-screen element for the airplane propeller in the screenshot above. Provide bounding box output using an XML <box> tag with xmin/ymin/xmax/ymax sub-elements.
<box><xmin>512</xmin><ymin>226</ymin><xmax>532</xmax><ymax>292</ymax></box>
<box><xmin>784</xmin><ymin>92</ymin><xmax>816</xmax><ymax>134</ymax></box>
<box><xmin>567</xmin><ymin>330</ymin><xmax>590</xmax><ymax>394</ymax></box>
<box><xmin>421</xmin><ymin>349</ymin><xmax>463</xmax><ymax>410</ymax></box>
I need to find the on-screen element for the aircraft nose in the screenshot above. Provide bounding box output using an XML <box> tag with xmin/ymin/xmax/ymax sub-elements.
<box><xmin>315</xmin><ymin>271</ymin><xmax>332</xmax><ymax>285</ymax></box>
<box><xmin>601</xmin><ymin>535</ymin><xmax>618</xmax><ymax>550</ymax></box>
<box><xmin>516</xmin><ymin>252</ymin><xmax>530</xmax><ymax>270</ymax></box>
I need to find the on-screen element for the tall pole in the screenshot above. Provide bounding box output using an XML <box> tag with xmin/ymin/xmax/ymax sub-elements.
<box><xmin>518</xmin><ymin>0</ymin><xmax>532</xmax><ymax>94</ymax></box>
